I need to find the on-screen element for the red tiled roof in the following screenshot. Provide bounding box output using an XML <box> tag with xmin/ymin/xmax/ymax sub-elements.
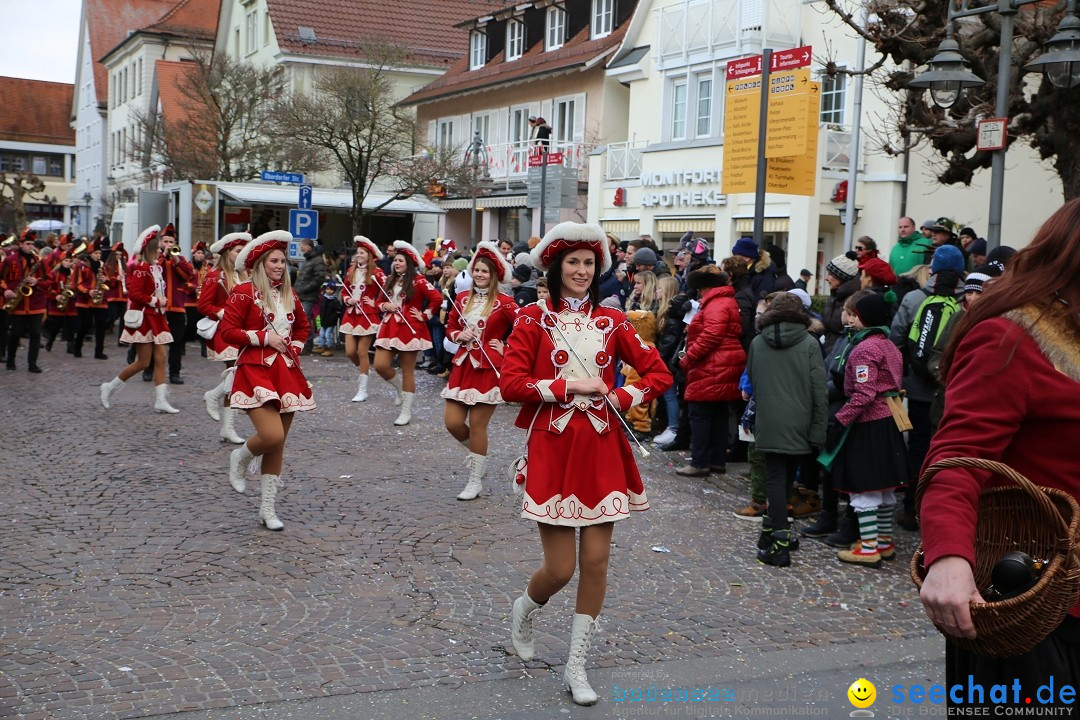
<box><xmin>266</xmin><ymin>0</ymin><xmax>501</xmax><ymax>69</ymax></box>
<box><xmin>155</xmin><ymin>59</ymin><xmax>202</xmax><ymax>128</ymax></box>
<box><xmin>86</xmin><ymin>0</ymin><xmax>178</xmax><ymax>107</ymax></box>
<box><xmin>144</xmin><ymin>0</ymin><xmax>221</xmax><ymax>40</ymax></box>
<box><xmin>403</xmin><ymin>22</ymin><xmax>628</xmax><ymax>105</ymax></box>
<box><xmin>0</xmin><ymin>77</ymin><xmax>76</xmax><ymax>145</ymax></box>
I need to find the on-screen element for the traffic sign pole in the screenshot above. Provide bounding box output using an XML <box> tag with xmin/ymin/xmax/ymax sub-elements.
<box><xmin>753</xmin><ymin>49</ymin><xmax>772</xmax><ymax>249</ymax></box>
<box><xmin>538</xmin><ymin>145</ymin><xmax>548</xmax><ymax>236</ymax></box>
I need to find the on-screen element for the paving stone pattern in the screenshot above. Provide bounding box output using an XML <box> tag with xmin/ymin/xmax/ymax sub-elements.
<box><xmin>0</xmin><ymin>348</ymin><xmax>934</xmax><ymax>719</ymax></box>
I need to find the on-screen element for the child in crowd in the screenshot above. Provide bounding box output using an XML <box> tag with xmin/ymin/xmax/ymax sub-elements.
<box><xmin>535</xmin><ymin>277</ymin><xmax>549</xmax><ymax>304</ymax></box>
<box><xmin>317</xmin><ymin>281</ymin><xmax>343</xmax><ymax>356</ymax></box>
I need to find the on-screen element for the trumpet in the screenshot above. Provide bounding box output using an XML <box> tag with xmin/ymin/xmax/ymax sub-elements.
<box><xmin>168</xmin><ymin>246</ymin><xmax>181</xmax><ymax>257</ymax></box>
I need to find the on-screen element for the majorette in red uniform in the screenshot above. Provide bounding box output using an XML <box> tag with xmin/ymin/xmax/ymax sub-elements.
<box><xmin>500</xmin><ymin>222</ymin><xmax>672</xmax><ymax>706</ymax></box>
<box><xmin>100</xmin><ymin>225</ymin><xmax>182</xmax><ymax>413</ymax></box>
<box><xmin>373</xmin><ymin>240</ymin><xmax>443</xmax><ymax>426</ymax></box>
<box><xmin>197</xmin><ymin>232</ymin><xmax>252</xmax><ymax>444</ymax></box>
<box><xmin>220</xmin><ymin>230</ymin><xmax>314</xmax><ymax>532</ymax></box>
<box><xmin>2</xmin><ymin>229</ymin><xmax>51</xmax><ymax>372</ymax></box>
<box><xmin>440</xmin><ymin>241</ymin><xmax>518</xmax><ymax>501</ymax></box>
<box><xmin>339</xmin><ymin>235</ymin><xmax>385</xmax><ymax>403</ymax></box>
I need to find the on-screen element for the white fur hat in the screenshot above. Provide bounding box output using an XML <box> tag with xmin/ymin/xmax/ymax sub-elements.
<box><xmin>530</xmin><ymin>222</ymin><xmax>612</xmax><ymax>274</ymax></box>
<box><xmin>469</xmin><ymin>240</ymin><xmax>514</xmax><ymax>283</ymax></box>
<box><xmin>391</xmin><ymin>240</ymin><xmax>425</xmax><ymax>273</ymax></box>
<box><xmin>353</xmin><ymin>235</ymin><xmax>382</xmax><ymax>260</ymax></box>
<box><xmin>210</xmin><ymin>232</ymin><xmax>251</xmax><ymax>255</ymax></box>
<box><xmin>133</xmin><ymin>225</ymin><xmax>161</xmax><ymax>255</ymax></box>
<box><xmin>236</xmin><ymin>230</ymin><xmax>292</xmax><ymax>272</ymax></box>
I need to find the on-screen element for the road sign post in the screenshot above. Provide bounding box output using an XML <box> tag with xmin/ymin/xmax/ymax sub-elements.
<box><xmin>289</xmin><ymin>209</ymin><xmax>318</xmax><ymax>240</ymax></box>
<box><xmin>261</xmin><ymin>170</ymin><xmax>305</xmax><ymax>184</ymax></box>
<box><xmin>298</xmin><ymin>184</ymin><xmax>313</xmax><ymax>210</ymax></box>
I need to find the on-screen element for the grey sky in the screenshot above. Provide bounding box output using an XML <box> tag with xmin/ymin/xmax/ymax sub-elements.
<box><xmin>0</xmin><ymin>0</ymin><xmax>82</xmax><ymax>85</ymax></box>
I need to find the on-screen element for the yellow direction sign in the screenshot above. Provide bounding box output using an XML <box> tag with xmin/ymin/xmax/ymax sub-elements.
<box><xmin>767</xmin><ymin>80</ymin><xmax>820</xmax><ymax>196</ymax></box>
<box><xmin>766</xmin><ymin>68</ymin><xmax>813</xmax><ymax>158</ymax></box>
<box><xmin>721</xmin><ymin>76</ymin><xmax>762</xmax><ymax>194</ymax></box>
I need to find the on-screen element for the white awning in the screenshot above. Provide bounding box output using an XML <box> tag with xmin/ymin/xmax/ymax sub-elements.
<box><xmin>216</xmin><ymin>182</ymin><xmax>445</xmax><ymax>214</ymax></box>
<box><xmin>438</xmin><ymin>195</ymin><xmax>528</xmax><ymax>210</ymax></box>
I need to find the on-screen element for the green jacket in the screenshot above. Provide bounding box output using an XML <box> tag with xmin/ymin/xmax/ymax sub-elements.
<box><xmin>746</xmin><ymin>308</ymin><xmax>828</xmax><ymax>455</ymax></box>
<box><xmin>890</xmin><ymin>231</ymin><xmax>934</xmax><ymax>276</ymax></box>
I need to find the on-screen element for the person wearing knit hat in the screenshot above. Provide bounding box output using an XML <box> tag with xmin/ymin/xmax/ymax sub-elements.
<box><xmin>826</xmin><ymin>254</ymin><xmax>859</xmax><ymax>284</ymax></box>
<box><xmin>929</xmin><ymin>244</ymin><xmax>965</xmax><ymax>275</ymax></box>
<box><xmin>731</xmin><ymin>237</ymin><xmax>758</xmax><ymax>260</ymax></box>
<box><xmin>859</xmin><ymin>257</ymin><xmax>897</xmax><ymax>289</ymax></box>
<box><xmin>820</xmin><ymin>254</ymin><xmax>863</xmax><ymax>359</ymax></box>
<box><xmin>632</xmin><ymin>247</ymin><xmax>657</xmax><ymax>269</ymax></box>
<box><xmin>339</xmin><ymin>236</ymin><xmax>387</xmax><ymax>403</ymax></box>
<box><xmin>854</xmin><ymin>292</ymin><xmax>892</xmax><ymax>328</ymax></box>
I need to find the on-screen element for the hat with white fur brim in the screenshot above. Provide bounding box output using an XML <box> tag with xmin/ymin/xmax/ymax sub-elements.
<box><xmin>391</xmin><ymin>240</ymin><xmax>425</xmax><ymax>273</ymax></box>
<box><xmin>133</xmin><ymin>225</ymin><xmax>161</xmax><ymax>256</ymax></box>
<box><xmin>469</xmin><ymin>240</ymin><xmax>513</xmax><ymax>283</ymax></box>
<box><xmin>210</xmin><ymin>232</ymin><xmax>251</xmax><ymax>255</ymax></box>
<box><xmin>353</xmin><ymin>235</ymin><xmax>383</xmax><ymax>260</ymax></box>
<box><xmin>236</xmin><ymin>230</ymin><xmax>292</xmax><ymax>273</ymax></box>
<box><xmin>530</xmin><ymin>222</ymin><xmax>612</xmax><ymax>274</ymax></box>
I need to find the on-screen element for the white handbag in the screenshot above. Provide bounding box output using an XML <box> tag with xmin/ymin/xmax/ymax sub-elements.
<box><xmin>122</xmin><ymin>309</ymin><xmax>144</xmax><ymax>329</ymax></box>
<box><xmin>196</xmin><ymin>316</ymin><xmax>220</xmax><ymax>340</ymax></box>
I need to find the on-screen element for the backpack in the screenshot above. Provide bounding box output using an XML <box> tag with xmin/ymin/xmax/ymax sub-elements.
<box><xmin>906</xmin><ymin>294</ymin><xmax>961</xmax><ymax>379</ymax></box>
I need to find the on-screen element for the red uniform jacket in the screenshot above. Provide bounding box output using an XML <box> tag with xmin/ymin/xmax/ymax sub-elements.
<box><xmin>341</xmin><ymin>266</ymin><xmax>386</xmax><ymax>326</ymax></box>
<box><xmin>446</xmin><ymin>291</ymin><xmax>517</xmax><ymax>371</ymax></box>
<box><xmin>220</xmin><ymin>281</ymin><xmax>310</xmax><ymax>368</ymax></box>
<box><xmin>105</xmin><ymin>261</ymin><xmax>128</xmax><ymax>304</ymax></box>
<box><xmin>1</xmin><ymin>250</ymin><xmax>51</xmax><ymax>315</ymax></box>
<box><xmin>187</xmin><ymin>264</ymin><xmax>211</xmax><ymax>308</ymax></box>
<box><xmin>74</xmin><ymin>262</ymin><xmax>109</xmax><ymax>309</ymax></box>
<box><xmin>197</xmin><ymin>268</ymin><xmax>229</xmax><ymax>321</ymax></box>
<box><xmin>46</xmin><ymin>265</ymin><xmax>78</xmax><ymax>317</ymax></box>
<box><xmin>157</xmin><ymin>256</ymin><xmax>194</xmax><ymax>312</ymax></box>
<box><xmin>126</xmin><ymin>261</ymin><xmax>168</xmax><ymax>318</ymax></box>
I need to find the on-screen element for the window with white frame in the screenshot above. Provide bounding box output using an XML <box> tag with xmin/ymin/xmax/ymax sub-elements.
<box><xmin>547</xmin><ymin>6</ymin><xmax>566</xmax><ymax>50</ymax></box>
<box><xmin>819</xmin><ymin>69</ymin><xmax>846</xmax><ymax>125</ymax></box>
<box><xmin>671</xmin><ymin>80</ymin><xmax>688</xmax><ymax>140</ymax></box>
<box><xmin>472</xmin><ymin>114</ymin><xmax>491</xmax><ymax>144</ymax></box>
<box><xmin>246</xmin><ymin>10</ymin><xmax>258</xmax><ymax>54</ymax></box>
<box><xmin>555</xmin><ymin>97</ymin><xmax>576</xmax><ymax>142</ymax></box>
<box><xmin>506</xmin><ymin>20</ymin><xmax>524</xmax><ymax>60</ymax></box>
<box><xmin>32</xmin><ymin>157</ymin><xmax>46</xmax><ymax>175</ymax></box>
<box><xmin>696</xmin><ymin>74</ymin><xmax>713</xmax><ymax>137</ymax></box>
<box><xmin>510</xmin><ymin>107</ymin><xmax>530</xmax><ymax>145</ymax></box>
<box><xmin>264</xmin><ymin>11</ymin><xmax>271</xmax><ymax>46</ymax></box>
<box><xmin>137</xmin><ymin>59</ymin><xmax>143</xmax><ymax>94</ymax></box>
<box><xmin>438</xmin><ymin>119</ymin><xmax>456</xmax><ymax>149</ymax></box>
<box><xmin>592</xmin><ymin>0</ymin><xmax>613</xmax><ymax>38</ymax></box>
<box><xmin>470</xmin><ymin>30</ymin><xmax>487</xmax><ymax>69</ymax></box>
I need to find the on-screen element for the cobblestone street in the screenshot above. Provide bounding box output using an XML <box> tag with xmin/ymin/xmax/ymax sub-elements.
<box><xmin>0</xmin><ymin>347</ymin><xmax>934</xmax><ymax>719</ymax></box>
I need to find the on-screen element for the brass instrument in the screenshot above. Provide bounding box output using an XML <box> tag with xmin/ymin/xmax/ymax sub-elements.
<box><xmin>56</xmin><ymin>268</ymin><xmax>76</xmax><ymax>312</ymax></box>
<box><xmin>168</xmin><ymin>246</ymin><xmax>181</xmax><ymax>257</ymax></box>
<box><xmin>90</xmin><ymin>267</ymin><xmax>109</xmax><ymax>305</ymax></box>
<box><xmin>3</xmin><ymin>256</ymin><xmax>44</xmax><ymax>311</ymax></box>
<box><xmin>0</xmin><ymin>235</ymin><xmax>15</xmax><ymax>249</ymax></box>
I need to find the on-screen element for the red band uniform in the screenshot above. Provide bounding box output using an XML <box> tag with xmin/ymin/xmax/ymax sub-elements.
<box><xmin>374</xmin><ymin>241</ymin><xmax>443</xmax><ymax>353</ymax></box>
<box><xmin>339</xmin><ymin>261</ymin><xmax>386</xmax><ymax>336</ymax></box>
<box><xmin>121</xmin><ymin>255</ymin><xmax>174</xmax><ymax>346</ymax></box>
<box><xmin>2</xmin><ymin>233</ymin><xmax>51</xmax><ymax>370</ymax></box>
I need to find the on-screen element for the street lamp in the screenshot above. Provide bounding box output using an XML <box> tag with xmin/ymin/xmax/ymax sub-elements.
<box><xmin>466</xmin><ymin>131</ymin><xmax>488</xmax><ymax>252</ymax></box>
<box><xmin>907</xmin><ymin>0</ymin><xmax>1080</xmax><ymax>250</ymax></box>
<box><xmin>838</xmin><ymin>207</ymin><xmax>860</xmax><ymax>225</ymax></box>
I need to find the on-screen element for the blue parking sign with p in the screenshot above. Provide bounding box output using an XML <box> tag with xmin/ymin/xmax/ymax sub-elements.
<box><xmin>289</xmin><ymin>209</ymin><xmax>318</xmax><ymax>240</ymax></box>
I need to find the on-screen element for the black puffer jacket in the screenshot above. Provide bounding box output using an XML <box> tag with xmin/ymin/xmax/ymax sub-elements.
<box><xmin>821</xmin><ymin>277</ymin><xmax>861</xmax><ymax>357</ymax></box>
<box><xmin>656</xmin><ymin>293</ymin><xmax>692</xmax><ymax>369</ymax></box>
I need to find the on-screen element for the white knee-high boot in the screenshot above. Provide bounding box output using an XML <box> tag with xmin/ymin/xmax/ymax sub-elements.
<box><xmin>100</xmin><ymin>376</ymin><xmax>124</xmax><ymax>409</ymax></box>
<box><xmin>386</xmin><ymin>374</ymin><xmax>403</xmax><ymax>405</ymax></box>
<box><xmin>220</xmin><ymin>406</ymin><xmax>245</xmax><ymax>444</ymax></box>
<box><xmin>457</xmin><ymin>453</ymin><xmax>486</xmax><ymax>500</ymax></box>
<box><xmin>564</xmin><ymin>613</ymin><xmax>600</xmax><ymax>706</ymax></box>
<box><xmin>203</xmin><ymin>379</ymin><xmax>227</xmax><ymax>421</ymax></box>
<box><xmin>153</xmin><ymin>384</ymin><xmax>179</xmax><ymax>413</ymax></box>
<box><xmin>351</xmin><ymin>371</ymin><xmax>369</xmax><ymax>402</ymax></box>
<box><xmin>228</xmin><ymin>441</ymin><xmax>254</xmax><ymax>493</ymax></box>
<box><xmin>393</xmin><ymin>391</ymin><xmax>414</xmax><ymax>425</ymax></box>
<box><xmin>258</xmin><ymin>474</ymin><xmax>284</xmax><ymax>530</ymax></box>
<box><xmin>510</xmin><ymin>589</ymin><xmax>544</xmax><ymax>661</ymax></box>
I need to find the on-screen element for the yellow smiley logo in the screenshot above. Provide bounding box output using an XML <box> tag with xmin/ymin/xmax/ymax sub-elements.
<box><xmin>847</xmin><ymin>678</ymin><xmax>876</xmax><ymax>709</ymax></box>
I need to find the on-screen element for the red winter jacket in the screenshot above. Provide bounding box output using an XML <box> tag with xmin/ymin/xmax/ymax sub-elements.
<box><xmin>682</xmin><ymin>286</ymin><xmax>746</xmax><ymax>402</ymax></box>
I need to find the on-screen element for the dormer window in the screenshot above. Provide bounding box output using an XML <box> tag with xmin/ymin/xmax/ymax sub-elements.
<box><xmin>547</xmin><ymin>7</ymin><xmax>566</xmax><ymax>50</ymax></box>
<box><xmin>470</xmin><ymin>30</ymin><xmax>487</xmax><ymax>70</ymax></box>
<box><xmin>506</xmin><ymin>19</ymin><xmax>524</xmax><ymax>61</ymax></box>
<box><xmin>592</xmin><ymin>0</ymin><xmax>613</xmax><ymax>38</ymax></box>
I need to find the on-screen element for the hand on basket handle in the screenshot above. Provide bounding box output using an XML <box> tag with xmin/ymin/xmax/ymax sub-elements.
<box><xmin>920</xmin><ymin>555</ymin><xmax>985</xmax><ymax>640</ymax></box>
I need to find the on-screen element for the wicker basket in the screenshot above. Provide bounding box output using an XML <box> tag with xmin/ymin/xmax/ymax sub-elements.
<box><xmin>911</xmin><ymin>457</ymin><xmax>1080</xmax><ymax>658</ymax></box>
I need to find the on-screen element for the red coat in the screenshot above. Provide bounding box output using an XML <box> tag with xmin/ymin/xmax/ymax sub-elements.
<box><xmin>74</xmin><ymin>262</ymin><xmax>109</xmax><ymax>309</ymax></box>
<box><xmin>374</xmin><ymin>274</ymin><xmax>443</xmax><ymax>352</ymax></box>
<box><xmin>197</xmin><ymin>268</ymin><xmax>240</xmax><ymax>360</ymax></box>
<box><xmin>157</xmin><ymin>256</ymin><xmax>194</xmax><ymax>312</ymax></box>
<box><xmin>445</xmin><ymin>290</ymin><xmax>518</xmax><ymax>371</ymax></box>
<box><xmin>919</xmin><ymin>310</ymin><xmax>1080</xmax><ymax>618</ymax></box>
<box><xmin>105</xmin><ymin>261</ymin><xmax>127</xmax><ymax>304</ymax></box>
<box><xmin>682</xmin><ymin>286</ymin><xmax>746</xmax><ymax>402</ymax></box>
<box><xmin>46</xmin><ymin>265</ymin><xmax>78</xmax><ymax>317</ymax></box>
<box><xmin>1</xmin><ymin>250</ymin><xmax>51</xmax><ymax>315</ymax></box>
<box><xmin>339</xmin><ymin>265</ymin><xmax>386</xmax><ymax>335</ymax></box>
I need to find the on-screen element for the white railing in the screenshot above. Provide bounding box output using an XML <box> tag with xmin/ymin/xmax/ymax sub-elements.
<box><xmin>823</xmin><ymin>127</ymin><xmax>866</xmax><ymax>172</ymax></box>
<box><xmin>606</xmin><ymin>141</ymin><xmax>646</xmax><ymax>180</ymax></box>
<box><xmin>479</xmin><ymin>139</ymin><xmax>588</xmax><ymax>187</ymax></box>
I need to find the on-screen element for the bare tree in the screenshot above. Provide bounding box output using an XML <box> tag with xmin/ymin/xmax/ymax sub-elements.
<box><xmin>0</xmin><ymin>171</ymin><xmax>47</xmax><ymax>233</ymax></box>
<box><xmin>822</xmin><ymin>0</ymin><xmax>1080</xmax><ymax>198</ymax></box>
<box><xmin>131</xmin><ymin>51</ymin><xmax>325</xmax><ymax>183</ymax></box>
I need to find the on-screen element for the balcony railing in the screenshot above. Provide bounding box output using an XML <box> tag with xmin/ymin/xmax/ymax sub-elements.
<box><xmin>606</xmin><ymin>141</ymin><xmax>645</xmax><ymax>181</ymax></box>
<box><xmin>479</xmin><ymin>139</ymin><xmax>587</xmax><ymax>187</ymax></box>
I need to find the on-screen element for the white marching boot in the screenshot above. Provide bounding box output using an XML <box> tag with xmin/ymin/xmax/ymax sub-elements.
<box><xmin>393</xmin><ymin>391</ymin><xmax>414</xmax><ymax>426</ymax></box>
<box><xmin>258</xmin><ymin>474</ymin><xmax>284</xmax><ymax>530</ymax></box>
<box><xmin>153</xmin><ymin>384</ymin><xmax>180</xmax><ymax>414</ymax></box>
<box><xmin>510</xmin><ymin>589</ymin><xmax>544</xmax><ymax>661</ymax></box>
<box><xmin>456</xmin><ymin>453</ymin><xmax>486</xmax><ymax>501</ymax></box>
<box><xmin>564</xmin><ymin>613</ymin><xmax>600</xmax><ymax>706</ymax></box>
<box><xmin>203</xmin><ymin>380</ymin><xmax>226</xmax><ymax>421</ymax></box>
<box><xmin>385</xmin><ymin>374</ymin><xmax>403</xmax><ymax>405</ymax></box>
<box><xmin>100</xmin><ymin>376</ymin><xmax>124</xmax><ymax>409</ymax></box>
<box><xmin>228</xmin><ymin>442</ymin><xmax>255</xmax><ymax>493</ymax></box>
<box><xmin>351</xmin><ymin>372</ymin><xmax>369</xmax><ymax>402</ymax></box>
<box><xmin>220</xmin><ymin>406</ymin><xmax>246</xmax><ymax>444</ymax></box>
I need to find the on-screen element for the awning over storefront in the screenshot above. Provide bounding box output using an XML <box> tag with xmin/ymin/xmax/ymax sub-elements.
<box><xmin>438</xmin><ymin>195</ymin><xmax>528</xmax><ymax>210</ymax></box>
<box><xmin>734</xmin><ymin>218</ymin><xmax>790</xmax><ymax>233</ymax></box>
<box><xmin>656</xmin><ymin>218</ymin><xmax>715</xmax><ymax>233</ymax></box>
<box><xmin>600</xmin><ymin>219</ymin><xmax>641</xmax><ymax>233</ymax></box>
<box><xmin>216</xmin><ymin>182</ymin><xmax>445</xmax><ymax>214</ymax></box>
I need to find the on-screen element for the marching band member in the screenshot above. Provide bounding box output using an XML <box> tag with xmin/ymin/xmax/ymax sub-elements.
<box><xmin>2</xmin><ymin>229</ymin><xmax>51</xmax><ymax>372</ymax></box>
<box><xmin>197</xmin><ymin>232</ymin><xmax>251</xmax><ymax>444</ymax></box>
<box><xmin>372</xmin><ymin>241</ymin><xmax>443</xmax><ymax>426</ymax></box>
<box><xmin>42</xmin><ymin>251</ymin><xmax>79</xmax><ymax>354</ymax></box>
<box><xmin>158</xmin><ymin>224</ymin><xmax>194</xmax><ymax>384</ymax></box>
<box><xmin>187</xmin><ymin>241</ymin><xmax>212</xmax><ymax>353</ymax></box>
<box><xmin>221</xmin><ymin>230</ymin><xmax>314</xmax><ymax>531</ymax></box>
<box><xmin>440</xmin><ymin>241</ymin><xmax>517</xmax><ymax>500</ymax></box>
<box><xmin>105</xmin><ymin>242</ymin><xmax>129</xmax><ymax>340</ymax></box>
<box><xmin>500</xmin><ymin>222</ymin><xmax>672</xmax><ymax>706</ymax></box>
<box><xmin>339</xmin><ymin>236</ymin><xmax>385</xmax><ymax>402</ymax></box>
<box><xmin>73</xmin><ymin>238</ymin><xmax>111</xmax><ymax>359</ymax></box>
<box><xmin>99</xmin><ymin>225</ymin><xmax>179</xmax><ymax>413</ymax></box>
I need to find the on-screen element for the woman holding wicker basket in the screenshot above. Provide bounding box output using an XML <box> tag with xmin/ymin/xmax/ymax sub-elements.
<box><xmin>919</xmin><ymin>199</ymin><xmax>1080</xmax><ymax>698</ymax></box>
